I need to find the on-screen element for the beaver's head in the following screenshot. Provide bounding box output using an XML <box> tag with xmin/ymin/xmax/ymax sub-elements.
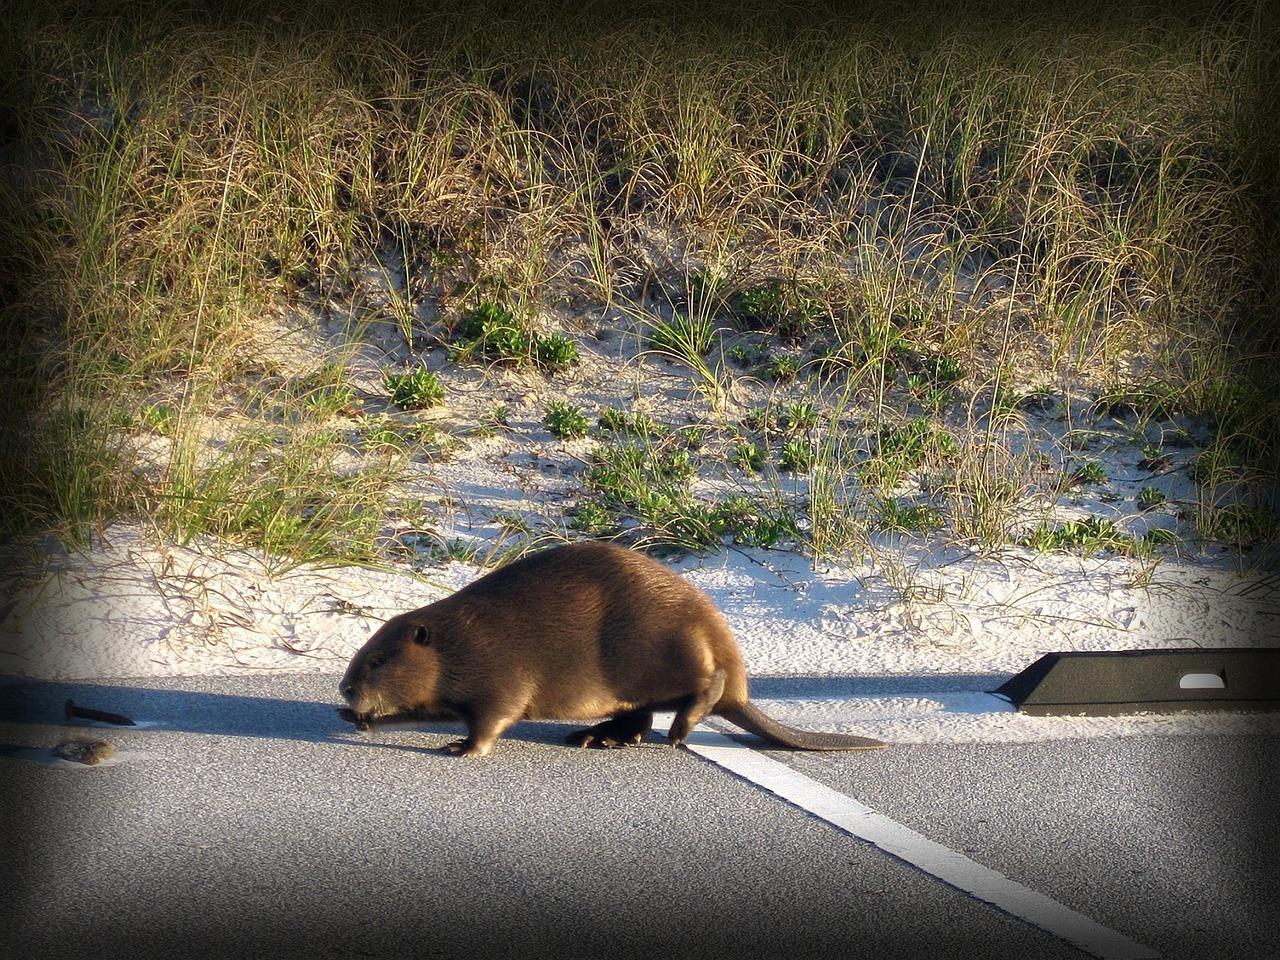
<box><xmin>339</xmin><ymin>613</ymin><xmax>441</xmax><ymax>722</ymax></box>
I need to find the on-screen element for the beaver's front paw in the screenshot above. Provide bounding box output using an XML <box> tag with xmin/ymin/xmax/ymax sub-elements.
<box><xmin>336</xmin><ymin>707</ymin><xmax>372</xmax><ymax>730</ymax></box>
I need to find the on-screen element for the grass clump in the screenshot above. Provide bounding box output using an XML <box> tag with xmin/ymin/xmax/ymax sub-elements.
<box><xmin>763</xmin><ymin>353</ymin><xmax>802</xmax><ymax>382</ymax></box>
<box><xmin>582</xmin><ymin>438</ymin><xmax>802</xmax><ymax>551</ymax></box>
<box><xmin>1064</xmin><ymin>461</ymin><xmax>1109</xmax><ymax>488</ymax></box>
<box><xmin>384</xmin><ymin>368</ymin><xmax>445</xmax><ymax>411</ymax></box>
<box><xmin>646</xmin><ymin>313</ymin><xmax>717</xmax><ymax>360</ymax></box>
<box><xmin>584</xmin><ymin>442</ymin><xmax>728</xmax><ymax>549</ymax></box>
<box><xmin>357</xmin><ymin>415</ymin><xmax>447</xmax><ymax>454</ymax></box>
<box><xmin>138</xmin><ymin>404</ymin><xmax>176</xmax><ymax>435</ymax></box>
<box><xmin>780</xmin><ymin>401</ymin><xmax>819</xmax><ymax>433</ymax></box>
<box><xmin>730</xmin><ymin>441</ymin><xmax>766</xmax><ymax>473</ymax></box>
<box><xmin>535</xmin><ymin>332</ymin><xmax>581</xmax><ymax>371</ymax></box>
<box><xmin>599</xmin><ymin>408</ymin><xmax>666</xmax><ymax>438</ymax></box>
<box><xmin>1137</xmin><ymin>487</ymin><xmax>1167</xmax><ymax>509</ymax></box>
<box><xmin>452</xmin><ymin>302</ymin><xmax>578</xmax><ymax>372</ymax></box>
<box><xmin>779</xmin><ymin>439</ymin><xmax>815</xmax><ymax>473</ymax></box>
<box><xmin>165</xmin><ymin>427</ymin><xmax>403</xmax><ymax>570</ymax></box>
<box><xmin>861</xmin><ymin>419</ymin><xmax>958</xmax><ymax>487</ymax></box>
<box><xmin>1092</xmin><ymin>383</ymin><xmax>1180</xmax><ymax>422</ymax></box>
<box><xmin>1021</xmin><ymin>517</ymin><xmax>1137</xmax><ymax>556</ymax></box>
<box><xmin>545</xmin><ymin>401</ymin><xmax>590</xmax><ymax>439</ymax></box>
<box><xmin>734</xmin><ymin>280</ymin><xmax>824</xmax><ymax>343</ymax></box>
<box><xmin>1196</xmin><ymin>502</ymin><xmax>1278</xmax><ymax>550</ymax></box>
<box><xmin>878</xmin><ymin>498</ymin><xmax>946</xmax><ymax>535</ymax></box>
<box><xmin>289</xmin><ymin>363</ymin><xmax>359</xmax><ymax>418</ymax></box>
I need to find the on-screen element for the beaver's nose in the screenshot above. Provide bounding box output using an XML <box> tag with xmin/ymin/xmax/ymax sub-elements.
<box><xmin>339</xmin><ymin>679</ymin><xmax>354</xmax><ymax>699</ymax></box>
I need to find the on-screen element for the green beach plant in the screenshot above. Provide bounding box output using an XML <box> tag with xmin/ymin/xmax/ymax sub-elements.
<box><xmin>545</xmin><ymin>401</ymin><xmax>591</xmax><ymax>439</ymax></box>
<box><xmin>384</xmin><ymin>368</ymin><xmax>445</xmax><ymax>411</ymax></box>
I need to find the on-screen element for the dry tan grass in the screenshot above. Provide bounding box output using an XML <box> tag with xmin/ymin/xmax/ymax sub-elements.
<box><xmin>1</xmin><ymin>0</ymin><xmax>1275</xmax><ymax>569</ymax></box>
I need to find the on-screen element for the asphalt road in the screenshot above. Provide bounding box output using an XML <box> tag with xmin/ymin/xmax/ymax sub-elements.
<box><xmin>1</xmin><ymin>674</ymin><xmax>1275</xmax><ymax>960</ymax></box>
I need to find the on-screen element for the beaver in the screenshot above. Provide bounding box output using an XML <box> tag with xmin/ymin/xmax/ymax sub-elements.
<box><xmin>338</xmin><ymin>541</ymin><xmax>886</xmax><ymax>757</ymax></box>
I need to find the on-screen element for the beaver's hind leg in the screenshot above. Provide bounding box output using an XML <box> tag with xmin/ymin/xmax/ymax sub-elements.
<box><xmin>666</xmin><ymin>667</ymin><xmax>727</xmax><ymax>747</ymax></box>
<box><xmin>565</xmin><ymin>709</ymin><xmax>654</xmax><ymax>748</ymax></box>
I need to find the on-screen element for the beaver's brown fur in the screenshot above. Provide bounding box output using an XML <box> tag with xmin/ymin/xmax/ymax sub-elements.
<box><xmin>338</xmin><ymin>541</ymin><xmax>886</xmax><ymax>757</ymax></box>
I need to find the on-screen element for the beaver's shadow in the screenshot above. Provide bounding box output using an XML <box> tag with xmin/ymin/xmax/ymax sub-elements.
<box><xmin>0</xmin><ymin>673</ymin><xmax>1006</xmax><ymax>757</ymax></box>
<box><xmin>0</xmin><ymin>677</ymin><xmax>571</xmax><ymax>756</ymax></box>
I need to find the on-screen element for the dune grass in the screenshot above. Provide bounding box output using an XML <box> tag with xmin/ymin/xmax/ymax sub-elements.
<box><xmin>1</xmin><ymin>0</ymin><xmax>1276</xmax><ymax>569</ymax></box>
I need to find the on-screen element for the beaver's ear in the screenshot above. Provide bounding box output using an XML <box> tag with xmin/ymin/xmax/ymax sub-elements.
<box><xmin>412</xmin><ymin>624</ymin><xmax>430</xmax><ymax>646</ymax></box>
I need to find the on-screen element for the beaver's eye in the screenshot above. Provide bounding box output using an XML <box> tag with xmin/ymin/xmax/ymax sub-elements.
<box><xmin>367</xmin><ymin>656</ymin><xmax>385</xmax><ymax>670</ymax></box>
<box><xmin>412</xmin><ymin>625</ymin><xmax>429</xmax><ymax>646</ymax></box>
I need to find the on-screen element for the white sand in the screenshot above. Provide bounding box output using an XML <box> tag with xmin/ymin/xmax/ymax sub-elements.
<box><xmin>4</xmin><ymin>521</ymin><xmax>1277</xmax><ymax>744</ymax></box>
<box><xmin>3</xmin><ymin>289</ymin><xmax>1278</xmax><ymax>744</ymax></box>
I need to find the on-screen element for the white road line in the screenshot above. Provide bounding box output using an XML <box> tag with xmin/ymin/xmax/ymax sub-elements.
<box><xmin>679</xmin><ymin>724</ymin><xmax>1161</xmax><ymax>960</ymax></box>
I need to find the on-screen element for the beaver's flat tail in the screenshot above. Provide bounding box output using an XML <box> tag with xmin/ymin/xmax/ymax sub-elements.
<box><xmin>718</xmin><ymin>701</ymin><xmax>886</xmax><ymax>750</ymax></box>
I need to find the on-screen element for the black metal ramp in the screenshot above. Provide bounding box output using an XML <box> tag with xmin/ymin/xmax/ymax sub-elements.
<box><xmin>993</xmin><ymin>648</ymin><xmax>1280</xmax><ymax>716</ymax></box>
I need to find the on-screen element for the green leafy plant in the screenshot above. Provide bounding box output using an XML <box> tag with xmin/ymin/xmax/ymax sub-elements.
<box><xmin>599</xmin><ymin>408</ymin><xmax>665</xmax><ymax>438</ymax></box>
<box><xmin>303</xmin><ymin>384</ymin><xmax>359</xmax><ymax>417</ymax></box>
<box><xmin>876</xmin><ymin>418</ymin><xmax>958</xmax><ymax>461</ymax></box>
<box><xmin>745</xmin><ymin>511</ymin><xmax>801</xmax><ymax>548</ymax></box>
<box><xmin>569</xmin><ymin>501</ymin><xmax>614</xmax><ymax>533</ymax></box>
<box><xmin>704</xmin><ymin>495</ymin><xmax>800</xmax><ymax>547</ymax></box>
<box><xmin>780</xmin><ymin>439</ymin><xmax>814</xmax><ymax>472</ymax></box>
<box><xmin>654</xmin><ymin>447</ymin><xmax>697</xmax><ymax>482</ymax></box>
<box><xmin>780</xmin><ymin>401</ymin><xmax>818</xmax><ymax>433</ymax></box>
<box><xmin>915</xmin><ymin>353</ymin><xmax>965</xmax><ymax>384</ymax></box>
<box><xmin>1068</xmin><ymin>461</ymin><xmax>1109</xmax><ymax>486</ymax></box>
<box><xmin>1093</xmin><ymin>382</ymin><xmax>1178</xmax><ymax>421</ymax></box>
<box><xmin>417</xmin><ymin>536</ymin><xmax>483</xmax><ymax>565</ymax></box>
<box><xmin>764</xmin><ymin>353</ymin><xmax>802</xmax><ymax>382</ymax></box>
<box><xmin>384</xmin><ymin>368</ymin><xmax>445</xmax><ymax>410</ymax></box>
<box><xmin>139</xmin><ymin>404</ymin><xmax>176</xmax><ymax>434</ymax></box>
<box><xmin>741</xmin><ymin>406</ymin><xmax>773</xmax><ymax>432</ymax></box>
<box><xmin>736</xmin><ymin>281</ymin><xmax>787</xmax><ymax>327</ymax></box>
<box><xmin>878</xmin><ymin>498</ymin><xmax>945</xmax><ymax>534</ymax></box>
<box><xmin>734</xmin><ymin>280</ymin><xmax>823</xmax><ymax>342</ymax></box>
<box><xmin>453</xmin><ymin>301</ymin><xmax>532</xmax><ymax>362</ymax></box>
<box><xmin>545</xmin><ymin>401</ymin><xmax>590</xmax><ymax>439</ymax></box>
<box><xmin>730</xmin><ymin>441</ymin><xmax>766</xmax><ymax>473</ymax></box>
<box><xmin>535</xmin><ymin>332</ymin><xmax>580</xmax><ymax>371</ymax></box>
<box><xmin>1022</xmin><ymin>517</ymin><xmax>1134</xmax><ymax>554</ymax></box>
<box><xmin>359</xmin><ymin>418</ymin><xmax>410</xmax><ymax>448</ymax></box>
<box><xmin>452</xmin><ymin>301</ymin><xmax>578</xmax><ymax>371</ymax></box>
<box><xmin>1137</xmin><ymin>486</ymin><xmax>1166</xmax><ymax>509</ymax></box>
<box><xmin>728</xmin><ymin>342</ymin><xmax>771</xmax><ymax>368</ymax></box>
